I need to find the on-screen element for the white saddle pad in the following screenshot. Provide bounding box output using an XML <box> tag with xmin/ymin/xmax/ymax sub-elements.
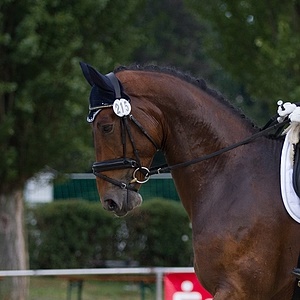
<box><xmin>280</xmin><ymin>131</ymin><xmax>300</xmax><ymax>223</ymax></box>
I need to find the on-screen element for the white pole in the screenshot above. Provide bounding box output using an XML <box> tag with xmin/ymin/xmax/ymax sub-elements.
<box><xmin>155</xmin><ymin>268</ymin><xmax>164</xmax><ymax>300</ymax></box>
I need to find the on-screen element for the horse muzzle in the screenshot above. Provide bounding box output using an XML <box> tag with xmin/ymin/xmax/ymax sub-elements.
<box><xmin>101</xmin><ymin>188</ymin><xmax>143</xmax><ymax>217</ymax></box>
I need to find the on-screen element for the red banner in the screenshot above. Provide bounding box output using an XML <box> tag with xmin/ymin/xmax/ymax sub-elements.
<box><xmin>164</xmin><ymin>273</ymin><xmax>213</xmax><ymax>300</ymax></box>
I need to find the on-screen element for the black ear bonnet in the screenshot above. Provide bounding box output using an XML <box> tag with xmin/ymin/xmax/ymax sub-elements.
<box><xmin>80</xmin><ymin>62</ymin><xmax>130</xmax><ymax>122</ymax></box>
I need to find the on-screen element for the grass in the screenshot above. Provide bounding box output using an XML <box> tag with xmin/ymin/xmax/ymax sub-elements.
<box><xmin>29</xmin><ymin>277</ymin><xmax>155</xmax><ymax>300</ymax></box>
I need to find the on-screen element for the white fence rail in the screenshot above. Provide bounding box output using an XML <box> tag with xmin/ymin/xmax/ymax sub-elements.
<box><xmin>0</xmin><ymin>267</ymin><xmax>195</xmax><ymax>300</ymax></box>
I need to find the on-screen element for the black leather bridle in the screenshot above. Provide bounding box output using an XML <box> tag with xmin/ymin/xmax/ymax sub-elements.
<box><xmin>90</xmin><ymin>72</ymin><xmax>290</xmax><ymax>192</ymax></box>
<box><xmin>91</xmin><ymin>72</ymin><xmax>159</xmax><ymax>191</ymax></box>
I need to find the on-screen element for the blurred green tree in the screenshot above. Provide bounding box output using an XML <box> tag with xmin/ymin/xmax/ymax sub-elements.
<box><xmin>133</xmin><ymin>0</ymin><xmax>244</xmax><ymax>122</ymax></box>
<box><xmin>0</xmin><ymin>0</ymin><xmax>144</xmax><ymax>298</ymax></box>
<box><xmin>185</xmin><ymin>0</ymin><xmax>300</xmax><ymax>123</ymax></box>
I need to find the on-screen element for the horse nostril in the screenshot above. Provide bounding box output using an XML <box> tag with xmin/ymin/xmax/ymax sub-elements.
<box><xmin>105</xmin><ymin>199</ymin><xmax>118</xmax><ymax>211</ymax></box>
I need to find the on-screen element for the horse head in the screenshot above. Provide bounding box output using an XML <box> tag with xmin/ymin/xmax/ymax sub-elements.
<box><xmin>80</xmin><ymin>62</ymin><xmax>162</xmax><ymax>216</ymax></box>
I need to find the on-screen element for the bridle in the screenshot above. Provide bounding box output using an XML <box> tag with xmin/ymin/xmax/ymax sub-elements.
<box><xmin>92</xmin><ymin>113</ymin><xmax>159</xmax><ymax>191</ymax></box>
<box><xmin>91</xmin><ymin>72</ymin><xmax>159</xmax><ymax>191</ymax></box>
<box><xmin>90</xmin><ymin>72</ymin><xmax>289</xmax><ymax>191</ymax></box>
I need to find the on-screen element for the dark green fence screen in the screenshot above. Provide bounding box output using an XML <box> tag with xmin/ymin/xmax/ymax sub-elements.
<box><xmin>53</xmin><ymin>173</ymin><xmax>179</xmax><ymax>202</ymax></box>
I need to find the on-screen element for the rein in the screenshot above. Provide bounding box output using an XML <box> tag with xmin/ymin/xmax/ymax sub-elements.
<box><xmin>90</xmin><ymin>71</ymin><xmax>289</xmax><ymax>190</ymax></box>
<box><xmin>148</xmin><ymin>118</ymin><xmax>289</xmax><ymax>176</ymax></box>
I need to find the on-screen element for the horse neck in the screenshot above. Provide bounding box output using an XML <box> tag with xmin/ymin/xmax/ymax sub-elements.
<box><xmin>119</xmin><ymin>69</ymin><xmax>258</xmax><ymax>162</ymax></box>
<box><xmin>139</xmin><ymin>72</ymin><xmax>257</xmax><ymax>162</ymax></box>
<box><xmin>118</xmin><ymin>70</ymin><xmax>264</xmax><ymax>214</ymax></box>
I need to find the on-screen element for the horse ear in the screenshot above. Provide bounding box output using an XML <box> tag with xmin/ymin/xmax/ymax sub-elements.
<box><xmin>79</xmin><ymin>62</ymin><xmax>93</xmax><ymax>86</ymax></box>
<box><xmin>79</xmin><ymin>62</ymin><xmax>113</xmax><ymax>91</ymax></box>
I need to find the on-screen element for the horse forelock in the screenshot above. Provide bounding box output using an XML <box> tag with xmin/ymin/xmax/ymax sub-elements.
<box><xmin>114</xmin><ymin>65</ymin><xmax>258</xmax><ymax>130</ymax></box>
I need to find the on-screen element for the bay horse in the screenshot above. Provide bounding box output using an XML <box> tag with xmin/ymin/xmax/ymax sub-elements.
<box><xmin>80</xmin><ymin>62</ymin><xmax>300</xmax><ymax>299</ymax></box>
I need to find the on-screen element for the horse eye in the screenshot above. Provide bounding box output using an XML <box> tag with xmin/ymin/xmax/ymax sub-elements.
<box><xmin>101</xmin><ymin>124</ymin><xmax>113</xmax><ymax>134</ymax></box>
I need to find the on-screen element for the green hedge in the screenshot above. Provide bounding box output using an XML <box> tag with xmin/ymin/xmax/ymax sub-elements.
<box><xmin>27</xmin><ymin>198</ymin><xmax>193</xmax><ymax>269</ymax></box>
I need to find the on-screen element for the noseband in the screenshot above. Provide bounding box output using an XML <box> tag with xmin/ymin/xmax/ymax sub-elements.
<box><xmin>90</xmin><ymin>72</ymin><xmax>158</xmax><ymax>191</ymax></box>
